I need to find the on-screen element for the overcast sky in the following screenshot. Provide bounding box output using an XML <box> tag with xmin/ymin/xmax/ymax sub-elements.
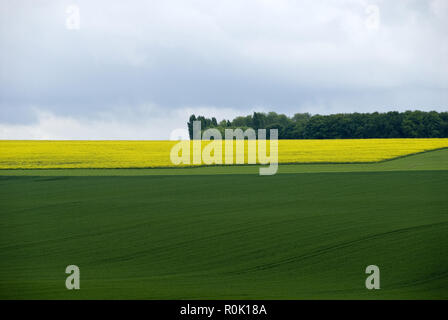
<box><xmin>1</xmin><ymin>0</ymin><xmax>447</xmax><ymax>139</ymax></box>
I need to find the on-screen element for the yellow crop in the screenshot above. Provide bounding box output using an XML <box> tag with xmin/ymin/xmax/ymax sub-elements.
<box><xmin>0</xmin><ymin>139</ymin><xmax>448</xmax><ymax>169</ymax></box>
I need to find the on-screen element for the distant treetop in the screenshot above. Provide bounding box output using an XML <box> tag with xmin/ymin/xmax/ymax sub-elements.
<box><xmin>187</xmin><ymin>110</ymin><xmax>448</xmax><ymax>139</ymax></box>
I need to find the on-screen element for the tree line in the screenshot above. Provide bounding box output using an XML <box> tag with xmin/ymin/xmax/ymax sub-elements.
<box><xmin>187</xmin><ymin>110</ymin><xmax>448</xmax><ymax>139</ymax></box>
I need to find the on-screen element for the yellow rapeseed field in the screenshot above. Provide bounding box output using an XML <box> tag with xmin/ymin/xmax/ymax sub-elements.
<box><xmin>0</xmin><ymin>139</ymin><xmax>448</xmax><ymax>169</ymax></box>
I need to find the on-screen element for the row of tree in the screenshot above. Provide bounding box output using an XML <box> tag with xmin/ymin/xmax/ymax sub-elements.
<box><xmin>187</xmin><ymin>110</ymin><xmax>448</xmax><ymax>139</ymax></box>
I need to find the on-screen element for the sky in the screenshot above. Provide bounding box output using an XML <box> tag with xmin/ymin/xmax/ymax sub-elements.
<box><xmin>0</xmin><ymin>0</ymin><xmax>447</xmax><ymax>139</ymax></box>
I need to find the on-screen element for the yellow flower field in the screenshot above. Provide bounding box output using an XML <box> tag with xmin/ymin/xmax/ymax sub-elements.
<box><xmin>0</xmin><ymin>139</ymin><xmax>448</xmax><ymax>169</ymax></box>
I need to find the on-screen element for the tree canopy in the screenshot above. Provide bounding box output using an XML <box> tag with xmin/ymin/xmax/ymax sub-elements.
<box><xmin>187</xmin><ymin>111</ymin><xmax>448</xmax><ymax>139</ymax></box>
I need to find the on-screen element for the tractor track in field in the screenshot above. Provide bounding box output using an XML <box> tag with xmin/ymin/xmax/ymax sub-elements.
<box><xmin>228</xmin><ymin>220</ymin><xmax>448</xmax><ymax>274</ymax></box>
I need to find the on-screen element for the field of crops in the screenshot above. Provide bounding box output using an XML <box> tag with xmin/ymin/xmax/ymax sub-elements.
<box><xmin>1</xmin><ymin>139</ymin><xmax>448</xmax><ymax>169</ymax></box>
<box><xmin>1</xmin><ymin>149</ymin><xmax>448</xmax><ymax>299</ymax></box>
<box><xmin>1</xmin><ymin>141</ymin><xmax>448</xmax><ymax>299</ymax></box>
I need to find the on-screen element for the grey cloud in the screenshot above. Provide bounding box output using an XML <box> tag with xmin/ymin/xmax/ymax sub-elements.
<box><xmin>0</xmin><ymin>0</ymin><xmax>447</xmax><ymax>137</ymax></box>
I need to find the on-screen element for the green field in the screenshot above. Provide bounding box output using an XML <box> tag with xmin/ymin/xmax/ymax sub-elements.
<box><xmin>1</xmin><ymin>149</ymin><xmax>448</xmax><ymax>299</ymax></box>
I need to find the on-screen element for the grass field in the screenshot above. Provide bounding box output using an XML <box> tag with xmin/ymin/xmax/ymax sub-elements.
<box><xmin>1</xmin><ymin>148</ymin><xmax>447</xmax><ymax>299</ymax></box>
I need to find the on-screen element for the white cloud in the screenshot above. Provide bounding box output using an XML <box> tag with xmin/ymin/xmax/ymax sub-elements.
<box><xmin>0</xmin><ymin>105</ymin><xmax>260</xmax><ymax>139</ymax></box>
<box><xmin>430</xmin><ymin>0</ymin><xmax>448</xmax><ymax>18</ymax></box>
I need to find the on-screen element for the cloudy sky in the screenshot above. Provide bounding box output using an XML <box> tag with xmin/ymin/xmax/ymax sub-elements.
<box><xmin>1</xmin><ymin>0</ymin><xmax>447</xmax><ymax>139</ymax></box>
